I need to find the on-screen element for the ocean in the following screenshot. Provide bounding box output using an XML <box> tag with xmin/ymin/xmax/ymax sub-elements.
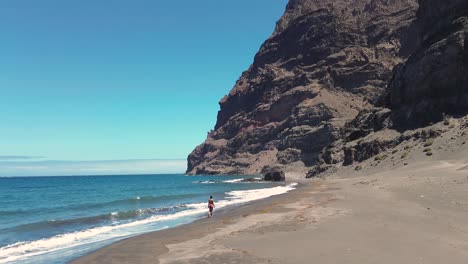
<box><xmin>0</xmin><ymin>174</ymin><xmax>296</xmax><ymax>264</ymax></box>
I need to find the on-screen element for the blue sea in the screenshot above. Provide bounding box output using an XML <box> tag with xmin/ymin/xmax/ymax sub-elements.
<box><xmin>0</xmin><ymin>174</ymin><xmax>296</xmax><ymax>264</ymax></box>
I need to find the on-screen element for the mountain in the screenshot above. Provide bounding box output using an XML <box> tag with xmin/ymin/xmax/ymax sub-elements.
<box><xmin>187</xmin><ymin>0</ymin><xmax>468</xmax><ymax>177</ymax></box>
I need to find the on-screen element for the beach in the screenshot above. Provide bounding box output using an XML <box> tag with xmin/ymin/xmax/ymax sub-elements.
<box><xmin>71</xmin><ymin>159</ymin><xmax>468</xmax><ymax>264</ymax></box>
<box><xmin>0</xmin><ymin>175</ymin><xmax>299</xmax><ymax>264</ymax></box>
<box><xmin>3</xmin><ymin>0</ymin><xmax>468</xmax><ymax>263</ymax></box>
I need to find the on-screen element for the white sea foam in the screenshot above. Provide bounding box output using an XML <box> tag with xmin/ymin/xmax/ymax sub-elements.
<box><xmin>223</xmin><ymin>178</ymin><xmax>262</xmax><ymax>183</ymax></box>
<box><xmin>223</xmin><ymin>178</ymin><xmax>244</xmax><ymax>183</ymax></box>
<box><xmin>0</xmin><ymin>209</ymin><xmax>206</xmax><ymax>263</ymax></box>
<box><xmin>196</xmin><ymin>177</ymin><xmax>263</xmax><ymax>184</ymax></box>
<box><xmin>222</xmin><ymin>182</ymin><xmax>297</xmax><ymax>206</ymax></box>
<box><xmin>195</xmin><ymin>180</ymin><xmax>219</xmax><ymax>184</ymax></box>
<box><xmin>0</xmin><ymin>183</ymin><xmax>297</xmax><ymax>264</ymax></box>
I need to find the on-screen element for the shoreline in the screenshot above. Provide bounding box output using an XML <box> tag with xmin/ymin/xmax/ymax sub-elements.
<box><xmin>70</xmin><ymin>159</ymin><xmax>468</xmax><ymax>264</ymax></box>
<box><xmin>68</xmin><ymin>180</ymin><xmax>305</xmax><ymax>264</ymax></box>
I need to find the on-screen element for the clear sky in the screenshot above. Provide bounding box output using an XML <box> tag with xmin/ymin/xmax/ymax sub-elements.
<box><xmin>0</xmin><ymin>0</ymin><xmax>288</xmax><ymax>175</ymax></box>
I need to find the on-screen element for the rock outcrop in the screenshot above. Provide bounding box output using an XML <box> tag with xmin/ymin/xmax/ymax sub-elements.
<box><xmin>187</xmin><ymin>0</ymin><xmax>418</xmax><ymax>175</ymax></box>
<box><xmin>388</xmin><ymin>0</ymin><xmax>468</xmax><ymax>126</ymax></box>
<box><xmin>262</xmin><ymin>166</ymin><xmax>286</xmax><ymax>182</ymax></box>
<box><xmin>307</xmin><ymin>0</ymin><xmax>468</xmax><ymax>175</ymax></box>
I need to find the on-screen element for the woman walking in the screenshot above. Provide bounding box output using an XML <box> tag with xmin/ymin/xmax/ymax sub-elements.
<box><xmin>208</xmin><ymin>196</ymin><xmax>215</xmax><ymax>217</ymax></box>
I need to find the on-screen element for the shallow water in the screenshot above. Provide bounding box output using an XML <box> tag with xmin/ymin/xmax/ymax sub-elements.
<box><xmin>0</xmin><ymin>174</ymin><xmax>296</xmax><ymax>264</ymax></box>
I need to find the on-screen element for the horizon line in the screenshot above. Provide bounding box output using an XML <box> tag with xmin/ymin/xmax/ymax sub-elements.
<box><xmin>0</xmin><ymin>158</ymin><xmax>187</xmax><ymax>163</ymax></box>
<box><xmin>0</xmin><ymin>172</ymin><xmax>188</xmax><ymax>178</ymax></box>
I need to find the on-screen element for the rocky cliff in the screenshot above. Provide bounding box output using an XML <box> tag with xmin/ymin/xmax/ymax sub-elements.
<box><xmin>187</xmin><ymin>0</ymin><xmax>419</xmax><ymax>175</ymax></box>
<box><xmin>307</xmin><ymin>0</ymin><xmax>468</xmax><ymax>177</ymax></box>
<box><xmin>389</xmin><ymin>0</ymin><xmax>468</xmax><ymax>126</ymax></box>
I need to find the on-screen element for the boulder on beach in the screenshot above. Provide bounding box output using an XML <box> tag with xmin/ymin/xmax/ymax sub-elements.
<box><xmin>262</xmin><ymin>166</ymin><xmax>285</xmax><ymax>182</ymax></box>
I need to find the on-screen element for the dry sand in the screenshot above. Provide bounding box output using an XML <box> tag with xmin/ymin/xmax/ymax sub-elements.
<box><xmin>71</xmin><ymin>153</ymin><xmax>468</xmax><ymax>264</ymax></box>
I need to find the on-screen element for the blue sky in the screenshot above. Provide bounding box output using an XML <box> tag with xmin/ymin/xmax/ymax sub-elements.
<box><xmin>0</xmin><ymin>0</ymin><xmax>288</xmax><ymax>175</ymax></box>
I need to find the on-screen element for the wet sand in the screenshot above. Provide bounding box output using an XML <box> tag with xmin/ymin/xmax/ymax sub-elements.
<box><xmin>70</xmin><ymin>159</ymin><xmax>468</xmax><ymax>264</ymax></box>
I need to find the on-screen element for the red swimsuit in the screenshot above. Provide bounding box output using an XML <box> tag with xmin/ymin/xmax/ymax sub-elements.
<box><xmin>208</xmin><ymin>199</ymin><xmax>214</xmax><ymax>210</ymax></box>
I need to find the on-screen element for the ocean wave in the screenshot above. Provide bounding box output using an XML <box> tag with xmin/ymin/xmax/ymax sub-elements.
<box><xmin>183</xmin><ymin>183</ymin><xmax>298</xmax><ymax>210</ymax></box>
<box><xmin>195</xmin><ymin>177</ymin><xmax>264</xmax><ymax>184</ymax></box>
<box><xmin>223</xmin><ymin>177</ymin><xmax>263</xmax><ymax>183</ymax></box>
<box><xmin>0</xmin><ymin>207</ymin><xmax>207</xmax><ymax>264</ymax></box>
<box><xmin>0</xmin><ymin>183</ymin><xmax>297</xmax><ymax>264</ymax></box>
<box><xmin>194</xmin><ymin>180</ymin><xmax>222</xmax><ymax>184</ymax></box>
<box><xmin>2</xmin><ymin>204</ymin><xmax>189</xmax><ymax>234</ymax></box>
<box><xmin>70</xmin><ymin>193</ymin><xmax>196</xmax><ymax>210</ymax></box>
<box><xmin>0</xmin><ymin>210</ymin><xmax>23</xmax><ymax>217</ymax></box>
<box><xmin>0</xmin><ymin>193</ymin><xmax>197</xmax><ymax>217</ymax></box>
<box><xmin>225</xmin><ymin>183</ymin><xmax>297</xmax><ymax>203</ymax></box>
<box><xmin>14</xmin><ymin>186</ymin><xmax>53</xmax><ymax>189</ymax></box>
<box><xmin>222</xmin><ymin>179</ymin><xmax>244</xmax><ymax>183</ymax></box>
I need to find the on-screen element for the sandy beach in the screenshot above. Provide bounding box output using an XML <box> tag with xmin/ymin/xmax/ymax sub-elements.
<box><xmin>70</xmin><ymin>155</ymin><xmax>468</xmax><ymax>264</ymax></box>
<box><xmin>4</xmin><ymin>0</ymin><xmax>468</xmax><ymax>263</ymax></box>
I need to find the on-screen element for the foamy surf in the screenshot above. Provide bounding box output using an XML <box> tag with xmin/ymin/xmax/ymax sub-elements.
<box><xmin>0</xmin><ymin>183</ymin><xmax>297</xmax><ymax>264</ymax></box>
<box><xmin>223</xmin><ymin>177</ymin><xmax>263</xmax><ymax>183</ymax></box>
<box><xmin>195</xmin><ymin>177</ymin><xmax>264</xmax><ymax>184</ymax></box>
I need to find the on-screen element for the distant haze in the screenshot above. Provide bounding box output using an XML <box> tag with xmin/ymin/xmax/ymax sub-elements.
<box><xmin>0</xmin><ymin>159</ymin><xmax>186</xmax><ymax>177</ymax></box>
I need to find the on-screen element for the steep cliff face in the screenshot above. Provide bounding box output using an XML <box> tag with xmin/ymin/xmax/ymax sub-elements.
<box><xmin>389</xmin><ymin>0</ymin><xmax>468</xmax><ymax>126</ymax></box>
<box><xmin>187</xmin><ymin>0</ymin><xmax>418</xmax><ymax>175</ymax></box>
<box><xmin>309</xmin><ymin>0</ymin><xmax>468</xmax><ymax>176</ymax></box>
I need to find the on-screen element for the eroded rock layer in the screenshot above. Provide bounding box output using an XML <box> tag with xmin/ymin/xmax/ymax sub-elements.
<box><xmin>187</xmin><ymin>0</ymin><xmax>418</xmax><ymax>175</ymax></box>
<box><xmin>389</xmin><ymin>0</ymin><xmax>468</xmax><ymax>126</ymax></box>
<box><xmin>309</xmin><ymin>0</ymin><xmax>468</xmax><ymax>176</ymax></box>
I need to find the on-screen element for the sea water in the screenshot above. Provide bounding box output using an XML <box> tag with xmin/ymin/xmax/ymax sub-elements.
<box><xmin>0</xmin><ymin>174</ymin><xmax>296</xmax><ymax>264</ymax></box>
